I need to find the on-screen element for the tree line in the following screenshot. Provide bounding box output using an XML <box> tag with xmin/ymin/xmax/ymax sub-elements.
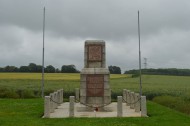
<box><xmin>0</xmin><ymin>63</ymin><xmax>79</xmax><ymax>73</ymax></box>
<box><xmin>0</xmin><ymin>63</ymin><xmax>122</xmax><ymax>74</ymax></box>
<box><xmin>124</xmin><ymin>68</ymin><xmax>190</xmax><ymax>76</ymax></box>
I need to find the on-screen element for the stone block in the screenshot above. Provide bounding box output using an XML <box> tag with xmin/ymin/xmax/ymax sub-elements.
<box><xmin>57</xmin><ymin>90</ymin><xmax>61</xmax><ymax>105</ymax></box>
<box><xmin>104</xmin><ymin>75</ymin><xmax>110</xmax><ymax>81</ymax></box>
<box><xmin>94</xmin><ymin>68</ymin><xmax>109</xmax><ymax>74</ymax></box>
<box><xmin>80</xmin><ymin>89</ymin><xmax>86</xmax><ymax>96</ymax></box>
<box><xmin>104</xmin><ymin>81</ymin><xmax>110</xmax><ymax>89</ymax></box>
<box><xmin>80</xmin><ymin>74</ymin><xmax>86</xmax><ymax>81</ymax></box>
<box><xmin>127</xmin><ymin>90</ymin><xmax>131</xmax><ymax>106</ymax></box>
<box><xmin>81</xmin><ymin>68</ymin><xmax>95</xmax><ymax>74</ymax></box>
<box><xmin>117</xmin><ymin>96</ymin><xmax>123</xmax><ymax>117</ymax></box>
<box><xmin>75</xmin><ymin>88</ymin><xmax>80</xmax><ymax>102</ymax></box>
<box><xmin>50</xmin><ymin>93</ymin><xmax>54</xmax><ymax>113</ymax></box>
<box><xmin>88</xmin><ymin>62</ymin><xmax>102</xmax><ymax>68</ymax></box>
<box><xmin>80</xmin><ymin>81</ymin><xmax>86</xmax><ymax>89</ymax></box>
<box><xmin>87</xmin><ymin>97</ymin><xmax>104</xmax><ymax>104</ymax></box>
<box><xmin>44</xmin><ymin>96</ymin><xmax>50</xmax><ymax>118</ymax></box>
<box><xmin>130</xmin><ymin>92</ymin><xmax>135</xmax><ymax>109</ymax></box>
<box><xmin>69</xmin><ymin>96</ymin><xmax>75</xmax><ymax>117</ymax></box>
<box><xmin>123</xmin><ymin>89</ymin><xmax>127</xmax><ymax>103</ymax></box>
<box><xmin>104</xmin><ymin>96</ymin><xmax>111</xmax><ymax>104</ymax></box>
<box><xmin>80</xmin><ymin>96</ymin><xmax>86</xmax><ymax>104</ymax></box>
<box><xmin>141</xmin><ymin>96</ymin><xmax>147</xmax><ymax>117</ymax></box>
<box><xmin>135</xmin><ymin>93</ymin><xmax>140</xmax><ymax>112</ymax></box>
<box><xmin>104</xmin><ymin>89</ymin><xmax>111</xmax><ymax>96</ymax></box>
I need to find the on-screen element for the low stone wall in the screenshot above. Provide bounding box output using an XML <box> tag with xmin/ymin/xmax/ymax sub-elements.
<box><xmin>44</xmin><ymin>89</ymin><xmax>64</xmax><ymax>118</ymax></box>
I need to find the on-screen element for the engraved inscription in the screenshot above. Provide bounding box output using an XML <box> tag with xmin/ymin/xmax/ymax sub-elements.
<box><xmin>86</xmin><ymin>75</ymin><xmax>104</xmax><ymax>97</ymax></box>
<box><xmin>88</xmin><ymin>45</ymin><xmax>102</xmax><ymax>61</ymax></box>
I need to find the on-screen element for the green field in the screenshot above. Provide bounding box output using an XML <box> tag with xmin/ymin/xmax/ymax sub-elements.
<box><xmin>0</xmin><ymin>99</ymin><xmax>190</xmax><ymax>126</ymax></box>
<box><xmin>0</xmin><ymin>73</ymin><xmax>190</xmax><ymax>99</ymax></box>
<box><xmin>0</xmin><ymin>73</ymin><xmax>190</xmax><ymax>125</ymax></box>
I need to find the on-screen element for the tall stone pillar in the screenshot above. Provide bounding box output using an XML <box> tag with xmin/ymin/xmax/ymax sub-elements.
<box><xmin>80</xmin><ymin>40</ymin><xmax>111</xmax><ymax>108</ymax></box>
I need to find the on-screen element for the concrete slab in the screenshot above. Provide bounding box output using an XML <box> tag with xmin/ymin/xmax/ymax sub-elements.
<box><xmin>49</xmin><ymin>102</ymin><xmax>141</xmax><ymax>118</ymax></box>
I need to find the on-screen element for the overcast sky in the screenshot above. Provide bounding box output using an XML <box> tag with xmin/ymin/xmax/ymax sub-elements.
<box><xmin>0</xmin><ymin>0</ymin><xmax>190</xmax><ymax>72</ymax></box>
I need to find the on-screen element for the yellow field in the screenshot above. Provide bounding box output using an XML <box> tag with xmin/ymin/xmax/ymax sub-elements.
<box><xmin>0</xmin><ymin>73</ymin><xmax>128</xmax><ymax>80</ymax></box>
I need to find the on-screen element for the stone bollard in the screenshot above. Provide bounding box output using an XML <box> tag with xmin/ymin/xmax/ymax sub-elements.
<box><xmin>123</xmin><ymin>89</ymin><xmax>127</xmax><ymax>103</ymax></box>
<box><xmin>117</xmin><ymin>96</ymin><xmax>123</xmax><ymax>117</ymax></box>
<box><xmin>50</xmin><ymin>93</ymin><xmax>54</xmax><ymax>113</ymax></box>
<box><xmin>44</xmin><ymin>96</ymin><xmax>50</xmax><ymax>118</ymax></box>
<box><xmin>130</xmin><ymin>92</ymin><xmax>135</xmax><ymax>109</ymax></box>
<box><xmin>126</xmin><ymin>90</ymin><xmax>131</xmax><ymax>106</ymax></box>
<box><xmin>57</xmin><ymin>90</ymin><xmax>61</xmax><ymax>105</ymax></box>
<box><xmin>69</xmin><ymin>96</ymin><xmax>75</xmax><ymax>117</ymax></box>
<box><xmin>135</xmin><ymin>93</ymin><xmax>140</xmax><ymax>112</ymax></box>
<box><xmin>141</xmin><ymin>96</ymin><xmax>147</xmax><ymax>117</ymax></box>
<box><xmin>61</xmin><ymin>89</ymin><xmax>64</xmax><ymax>103</ymax></box>
<box><xmin>75</xmin><ymin>88</ymin><xmax>80</xmax><ymax>102</ymax></box>
<box><xmin>54</xmin><ymin>92</ymin><xmax>58</xmax><ymax>109</ymax></box>
<box><xmin>53</xmin><ymin>92</ymin><xmax>57</xmax><ymax>109</ymax></box>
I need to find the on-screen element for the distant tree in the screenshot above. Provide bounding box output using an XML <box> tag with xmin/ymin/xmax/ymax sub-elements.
<box><xmin>36</xmin><ymin>65</ymin><xmax>42</xmax><ymax>73</ymax></box>
<box><xmin>4</xmin><ymin>66</ymin><xmax>18</xmax><ymax>72</ymax></box>
<box><xmin>108</xmin><ymin>65</ymin><xmax>121</xmax><ymax>74</ymax></box>
<box><xmin>28</xmin><ymin>63</ymin><xmax>37</xmax><ymax>72</ymax></box>
<box><xmin>61</xmin><ymin>65</ymin><xmax>79</xmax><ymax>73</ymax></box>
<box><xmin>19</xmin><ymin>66</ymin><xmax>30</xmax><ymax>72</ymax></box>
<box><xmin>45</xmin><ymin>65</ymin><xmax>55</xmax><ymax>73</ymax></box>
<box><xmin>55</xmin><ymin>68</ymin><xmax>60</xmax><ymax>73</ymax></box>
<box><xmin>0</xmin><ymin>67</ymin><xmax>4</xmax><ymax>72</ymax></box>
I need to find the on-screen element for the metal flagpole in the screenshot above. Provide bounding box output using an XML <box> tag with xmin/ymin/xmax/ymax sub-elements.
<box><xmin>138</xmin><ymin>11</ymin><xmax>142</xmax><ymax>97</ymax></box>
<box><xmin>41</xmin><ymin>7</ymin><xmax>45</xmax><ymax>98</ymax></box>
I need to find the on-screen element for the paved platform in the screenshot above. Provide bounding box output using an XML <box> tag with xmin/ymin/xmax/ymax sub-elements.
<box><xmin>49</xmin><ymin>102</ymin><xmax>141</xmax><ymax>118</ymax></box>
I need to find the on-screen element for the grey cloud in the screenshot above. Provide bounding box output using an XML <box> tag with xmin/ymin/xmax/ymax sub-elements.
<box><xmin>1</xmin><ymin>0</ymin><xmax>190</xmax><ymax>71</ymax></box>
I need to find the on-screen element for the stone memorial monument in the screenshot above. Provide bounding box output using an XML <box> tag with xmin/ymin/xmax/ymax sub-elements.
<box><xmin>80</xmin><ymin>40</ymin><xmax>111</xmax><ymax>108</ymax></box>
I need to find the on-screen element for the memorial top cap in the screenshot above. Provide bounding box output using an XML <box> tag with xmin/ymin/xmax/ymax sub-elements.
<box><xmin>84</xmin><ymin>40</ymin><xmax>106</xmax><ymax>68</ymax></box>
<box><xmin>85</xmin><ymin>40</ymin><xmax>105</xmax><ymax>45</ymax></box>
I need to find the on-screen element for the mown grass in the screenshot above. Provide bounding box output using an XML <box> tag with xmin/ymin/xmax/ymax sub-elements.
<box><xmin>0</xmin><ymin>98</ymin><xmax>190</xmax><ymax>126</ymax></box>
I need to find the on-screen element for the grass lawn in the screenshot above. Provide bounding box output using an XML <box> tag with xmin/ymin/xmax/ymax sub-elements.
<box><xmin>0</xmin><ymin>98</ymin><xmax>190</xmax><ymax>126</ymax></box>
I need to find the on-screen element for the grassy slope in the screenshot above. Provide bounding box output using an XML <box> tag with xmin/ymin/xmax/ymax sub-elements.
<box><xmin>0</xmin><ymin>98</ymin><xmax>190</xmax><ymax>126</ymax></box>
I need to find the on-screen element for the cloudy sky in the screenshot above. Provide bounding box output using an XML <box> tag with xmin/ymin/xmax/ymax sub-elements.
<box><xmin>0</xmin><ymin>0</ymin><xmax>190</xmax><ymax>72</ymax></box>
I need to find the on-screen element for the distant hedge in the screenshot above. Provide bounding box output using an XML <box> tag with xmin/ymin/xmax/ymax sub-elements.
<box><xmin>124</xmin><ymin>68</ymin><xmax>190</xmax><ymax>76</ymax></box>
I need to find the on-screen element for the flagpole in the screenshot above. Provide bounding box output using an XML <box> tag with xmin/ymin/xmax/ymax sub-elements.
<box><xmin>138</xmin><ymin>11</ymin><xmax>142</xmax><ymax>97</ymax></box>
<box><xmin>41</xmin><ymin>7</ymin><xmax>45</xmax><ymax>98</ymax></box>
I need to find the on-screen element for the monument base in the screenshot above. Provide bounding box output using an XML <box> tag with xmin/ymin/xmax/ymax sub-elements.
<box><xmin>80</xmin><ymin>68</ymin><xmax>111</xmax><ymax>107</ymax></box>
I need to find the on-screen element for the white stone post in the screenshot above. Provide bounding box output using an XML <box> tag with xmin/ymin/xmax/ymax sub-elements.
<box><xmin>69</xmin><ymin>96</ymin><xmax>75</xmax><ymax>117</ymax></box>
<box><xmin>50</xmin><ymin>93</ymin><xmax>54</xmax><ymax>113</ymax></box>
<box><xmin>123</xmin><ymin>89</ymin><xmax>127</xmax><ymax>103</ymax></box>
<box><xmin>55</xmin><ymin>92</ymin><xmax>58</xmax><ymax>108</ymax></box>
<box><xmin>53</xmin><ymin>92</ymin><xmax>56</xmax><ymax>109</ymax></box>
<box><xmin>57</xmin><ymin>90</ymin><xmax>61</xmax><ymax>105</ymax></box>
<box><xmin>75</xmin><ymin>88</ymin><xmax>80</xmax><ymax>102</ymax></box>
<box><xmin>61</xmin><ymin>89</ymin><xmax>64</xmax><ymax>103</ymax></box>
<box><xmin>135</xmin><ymin>93</ymin><xmax>140</xmax><ymax>112</ymax></box>
<box><xmin>117</xmin><ymin>96</ymin><xmax>123</xmax><ymax>117</ymax></box>
<box><xmin>141</xmin><ymin>96</ymin><xmax>147</xmax><ymax>117</ymax></box>
<box><xmin>130</xmin><ymin>92</ymin><xmax>134</xmax><ymax>109</ymax></box>
<box><xmin>44</xmin><ymin>96</ymin><xmax>50</xmax><ymax>118</ymax></box>
<box><xmin>127</xmin><ymin>90</ymin><xmax>131</xmax><ymax>106</ymax></box>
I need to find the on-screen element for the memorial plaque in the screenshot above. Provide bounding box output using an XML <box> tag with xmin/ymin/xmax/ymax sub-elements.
<box><xmin>86</xmin><ymin>75</ymin><xmax>104</xmax><ymax>97</ymax></box>
<box><xmin>88</xmin><ymin>45</ymin><xmax>102</xmax><ymax>61</ymax></box>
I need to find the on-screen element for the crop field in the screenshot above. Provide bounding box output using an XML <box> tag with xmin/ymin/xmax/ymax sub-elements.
<box><xmin>0</xmin><ymin>73</ymin><xmax>190</xmax><ymax>98</ymax></box>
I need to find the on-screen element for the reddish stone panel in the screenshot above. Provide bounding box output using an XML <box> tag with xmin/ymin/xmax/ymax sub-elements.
<box><xmin>86</xmin><ymin>75</ymin><xmax>104</xmax><ymax>97</ymax></box>
<box><xmin>88</xmin><ymin>45</ymin><xmax>102</xmax><ymax>61</ymax></box>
